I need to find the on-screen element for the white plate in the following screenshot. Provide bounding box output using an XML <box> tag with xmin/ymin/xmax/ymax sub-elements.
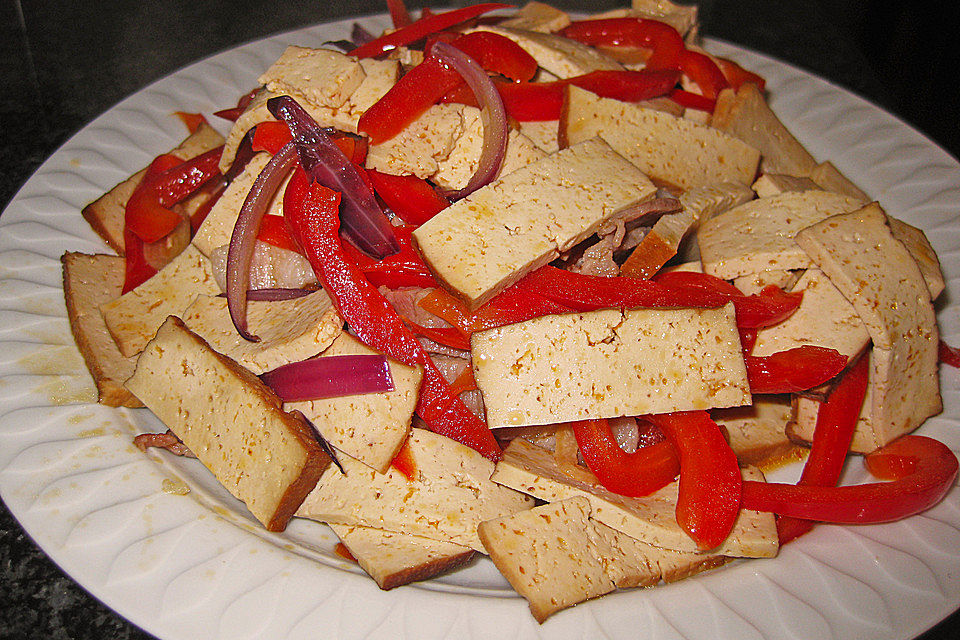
<box><xmin>1</xmin><ymin>13</ymin><xmax>959</xmax><ymax>640</ymax></box>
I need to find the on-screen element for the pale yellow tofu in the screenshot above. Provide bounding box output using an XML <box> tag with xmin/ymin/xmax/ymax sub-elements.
<box><xmin>697</xmin><ymin>190</ymin><xmax>866</xmax><ymax>279</ymax></box>
<box><xmin>518</xmin><ymin>119</ymin><xmax>560</xmax><ymax>154</ymax></box>
<box><xmin>180</xmin><ymin>290</ymin><xmax>342</xmax><ymax>376</ymax></box>
<box><xmin>478</xmin><ymin>497</ymin><xmax>618</xmax><ymax>623</ymax></box>
<box><xmin>491</xmin><ymin>439</ymin><xmax>778</xmax><ymax>557</ymax></box>
<box><xmin>751</xmin><ymin>173</ymin><xmax>819</xmax><ymax>198</ymax></box>
<box><xmin>350</xmin><ymin>57</ymin><xmax>401</xmax><ymax>115</ymax></box>
<box><xmin>62</xmin><ymin>253</ymin><xmax>142</xmax><ymax>407</ymax></box>
<box><xmin>713</xmin><ymin>395</ymin><xmax>806</xmax><ymax>470</ymax></box>
<box><xmin>752</xmin><ymin>269</ymin><xmax>869</xmax><ymax>360</ymax></box>
<box><xmin>809</xmin><ymin>161</ymin><xmax>870</xmax><ymax>201</ymax></box>
<box><xmin>795</xmin><ymin>203</ymin><xmax>940</xmax><ymax>446</ymax></box>
<box><xmin>413</xmin><ymin>138</ymin><xmax>654</xmax><ymax>308</ymax></box>
<box><xmin>125</xmin><ymin>316</ymin><xmax>329</xmax><ymax>531</ymax></box>
<box><xmin>888</xmin><ymin>216</ymin><xmax>945</xmax><ymax>300</ymax></box>
<box><xmin>100</xmin><ymin>245</ymin><xmax>219</xmax><ymax>357</ymax></box>
<box><xmin>285</xmin><ymin>333</ymin><xmax>422</xmax><ymax>473</ymax></box>
<box><xmin>259</xmin><ymin>46</ymin><xmax>365</xmax><ymax>110</ymax></box>
<box><xmin>472</xmin><ymin>25</ymin><xmax>623</xmax><ymax>78</ymax></box>
<box><xmin>563</xmin><ymin>85</ymin><xmax>760</xmax><ymax>190</ymax></box>
<box><xmin>473</xmin><ymin>304</ymin><xmax>750</xmax><ymax>428</ymax></box>
<box><xmin>329</xmin><ymin>524</ymin><xmax>475</xmax><ymax>590</ymax></box>
<box><xmin>296</xmin><ymin>428</ymin><xmax>533</xmax><ymax>552</ymax></box>
<box><xmin>499</xmin><ymin>1</ymin><xmax>571</xmax><ymax>33</ymax></box>
<box><xmin>630</xmin><ymin>0</ymin><xmax>700</xmax><ymax>39</ymax></box>
<box><xmin>193</xmin><ymin>153</ymin><xmax>286</xmax><ymax>258</ymax></box>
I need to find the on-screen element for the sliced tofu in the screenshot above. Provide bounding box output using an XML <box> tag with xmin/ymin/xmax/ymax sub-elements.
<box><xmin>809</xmin><ymin>161</ymin><xmax>870</xmax><ymax>201</ymax></box>
<box><xmin>478</xmin><ymin>497</ymin><xmax>619</xmax><ymax>623</ymax></box>
<box><xmin>286</xmin><ymin>333</ymin><xmax>422</xmax><ymax>473</ymax></box>
<box><xmin>887</xmin><ymin>216</ymin><xmax>945</xmax><ymax>300</ymax></box>
<box><xmin>100</xmin><ymin>245</ymin><xmax>219</xmax><ymax>357</ymax></box>
<box><xmin>259</xmin><ymin>46</ymin><xmax>365</xmax><ymax>111</ymax></box>
<box><xmin>329</xmin><ymin>524</ymin><xmax>475</xmax><ymax>590</ymax></box>
<box><xmin>795</xmin><ymin>203</ymin><xmax>940</xmax><ymax>446</ymax></box>
<box><xmin>125</xmin><ymin>316</ymin><xmax>329</xmax><ymax>531</ymax></box>
<box><xmin>620</xmin><ymin>181</ymin><xmax>754</xmax><ymax>277</ymax></box>
<box><xmin>562</xmin><ymin>85</ymin><xmax>760</xmax><ymax>190</ymax></box>
<box><xmin>61</xmin><ymin>253</ymin><xmax>142</xmax><ymax>407</ymax></box>
<box><xmin>296</xmin><ymin>428</ymin><xmax>533</xmax><ymax>552</ymax></box>
<box><xmin>491</xmin><ymin>438</ymin><xmax>778</xmax><ymax>557</ymax></box>
<box><xmin>732</xmin><ymin>269</ymin><xmax>801</xmax><ymax>296</ymax></box>
<box><xmin>499</xmin><ymin>1</ymin><xmax>571</xmax><ymax>33</ymax></box>
<box><xmin>751</xmin><ymin>269</ymin><xmax>869</xmax><ymax>360</ymax></box>
<box><xmin>518</xmin><ymin>119</ymin><xmax>560</xmax><ymax>154</ymax></box>
<box><xmin>413</xmin><ymin>137</ymin><xmax>654</xmax><ymax>308</ymax></box>
<box><xmin>751</xmin><ymin>173</ymin><xmax>819</xmax><ymax>198</ymax></box>
<box><xmin>711</xmin><ymin>83</ymin><xmax>818</xmax><ymax>177</ymax></box>
<box><xmin>712</xmin><ymin>395</ymin><xmax>806</xmax><ymax>471</ymax></box>
<box><xmin>697</xmin><ymin>190</ymin><xmax>865</xmax><ymax>279</ymax></box>
<box><xmin>473</xmin><ymin>304</ymin><xmax>750</xmax><ymax>428</ymax></box>
<box><xmin>181</xmin><ymin>290</ymin><xmax>342</xmax><ymax>376</ymax></box>
<box><xmin>472</xmin><ymin>25</ymin><xmax>623</xmax><ymax>79</ymax></box>
<box><xmin>82</xmin><ymin>123</ymin><xmax>225</xmax><ymax>254</ymax></box>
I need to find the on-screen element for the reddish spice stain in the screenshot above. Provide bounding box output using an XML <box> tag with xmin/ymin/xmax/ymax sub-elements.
<box><xmin>391</xmin><ymin>440</ymin><xmax>417</xmax><ymax>480</ymax></box>
<box><xmin>334</xmin><ymin>543</ymin><xmax>357</xmax><ymax>563</ymax></box>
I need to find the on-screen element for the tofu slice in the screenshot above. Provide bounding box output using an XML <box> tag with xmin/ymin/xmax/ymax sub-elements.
<box><xmin>472</xmin><ymin>25</ymin><xmax>623</xmax><ymax>78</ymax></box>
<box><xmin>751</xmin><ymin>269</ymin><xmax>870</xmax><ymax>360</ymax></box>
<box><xmin>472</xmin><ymin>304</ymin><xmax>750</xmax><ymax>428</ymax></box>
<box><xmin>697</xmin><ymin>190</ymin><xmax>866</xmax><ymax>279</ymax></box>
<box><xmin>125</xmin><ymin>316</ymin><xmax>330</xmax><ymax>531</ymax></box>
<box><xmin>795</xmin><ymin>203</ymin><xmax>940</xmax><ymax>446</ymax></box>
<box><xmin>296</xmin><ymin>428</ymin><xmax>534</xmax><ymax>552</ymax></box>
<box><xmin>285</xmin><ymin>333</ymin><xmax>422</xmax><ymax>473</ymax></box>
<box><xmin>809</xmin><ymin>161</ymin><xmax>870</xmax><ymax>201</ymax></box>
<box><xmin>561</xmin><ymin>85</ymin><xmax>760</xmax><ymax>190</ymax></box>
<box><xmin>620</xmin><ymin>181</ymin><xmax>754</xmax><ymax>277</ymax></box>
<box><xmin>61</xmin><ymin>253</ymin><xmax>142</xmax><ymax>407</ymax></box>
<box><xmin>499</xmin><ymin>1</ymin><xmax>571</xmax><ymax>33</ymax></box>
<box><xmin>100</xmin><ymin>245</ymin><xmax>219</xmax><ymax>357</ymax></box>
<box><xmin>329</xmin><ymin>524</ymin><xmax>475</xmax><ymax>590</ymax></box>
<box><xmin>82</xmin><ymin>123</ymin><xmax>225</xmax><ymax>255</ymax></box>
<box><xmin>751</xmin><ymin>173</ymin><xmax>819</xmax><ymax>198</ymax></box>
<box><xmin>180</xmin><ymin>290</ymin><xmax>342</xmax><ymax>376</ymax></box>
<box><xmin>412</xmin><ymin>138</ymin><xmax>655</xmax><ymax>308</ymax></box>
<box><xmin>712</xmin><ymin>395</ymin><xmax>807</xmax><ymax>471</ymax></box>
<box><xmin>491</xmin><ymin>438</ymin><xmax>778</xmax><ymax>557</ymax></box>
<box><xmin>518</xmin><ymin>119</ymin><xmax>560</xmax><ymax>154</ymax></box>
<box><xmin>887</xmin><ymin>216</ymin><xmax>945</xmax><ymax>300</ymax></box>
<box><xmin>259</xmin><ymin>46</ymin><xmax>365</xmax><ymax>111</ymax></box>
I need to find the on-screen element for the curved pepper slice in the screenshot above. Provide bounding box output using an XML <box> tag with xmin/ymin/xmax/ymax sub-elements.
<box><xmin>677</xmin><ymin>48</ymin><xmax>729</xmax><ymax>99</ymax></box>
<box><xmin>777</xmin><ymin>352</ymin><xmax>870</xmax><ymax>544</ymax></box>
<box><xmin>647</xmin><ymin>411</ymin><xmax>741</xmax><ymax>550</ymax></box>
<box><xmin>283</xmin><ymin>166</ymin><xmax>501</xmax><ymax>461</ymax></box>
<box><xmin>359</xmin><ymin>224</ymin><xmax>439</xmax><ymax>289</ymax></box>
<box><xmin>450</xmin><ymin>31</ymin><xmax>539</xmax><ymax>82</ymax></box>
<box><xmin>742</xmin><ymin>435</ymin><xmax>958</xmax><ymax>523</ymax></box>
<box><xmin>418</xmin><ymin>281</ymin><xmax>568</xmax><ymax>335</ymax></box>
<box><xmin>745</xmin><ymin>345</ymin><xmax>848</xmax><ymax>394</ymax></box>
<box><xmin>561</xmin><ymin>18</ymin><xmax>685</xmax><ymax>69</ymax></box>
<box><xmin>366</xmin><ymin>170</ymin><xmax>450</xmax><ymax>225</ymax></box>
<box><xmin>572</xmin><ymin>419</ymin><xmax>679</xmax><ymax>498</ymax></box>
<box><xmin>349</xmin><ymin>3</ymin><xmax>511</xmax><ymax>58</ymax></box>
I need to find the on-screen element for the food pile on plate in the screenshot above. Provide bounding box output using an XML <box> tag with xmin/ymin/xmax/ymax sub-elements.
<box><xmin>62</xmin><ymin>0</ymin><xmax>958</xmax><ymax>623</ymax></box>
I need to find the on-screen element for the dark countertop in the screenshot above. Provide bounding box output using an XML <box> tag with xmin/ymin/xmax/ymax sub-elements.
<box><xmin>1</xmin><ymin>1</ymin><xmax>957</xmax><ymax>639</ymax></box>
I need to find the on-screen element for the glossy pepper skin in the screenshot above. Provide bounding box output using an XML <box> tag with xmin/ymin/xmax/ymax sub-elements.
<box><xmin>282</xmin><ymin>166</ymin><xmax>501</xmax><ymax>461</ymax></box>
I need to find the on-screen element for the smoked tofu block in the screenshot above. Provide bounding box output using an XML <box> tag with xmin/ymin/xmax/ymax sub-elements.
<box><xmin>413</xmin><ymin>138</ymin><xmax>654</xmax><ymax>308</ymax></box>
<box><xmin>125</xmin><ymin>316</ymin><xmax>329</xmax><ymax>532</ymax></box>
<box><xmin>561</xmin><ymin>85</ymin><xmax>760</xmax><ymax>190</ymax></box>
<box><xmin>296</xmin><ymin>428</ymin><xmax>533</xmax><ymax>552</ymax></box>
<box><xmin>499</xmin><ymin>1</ymin><xmax>571</xmax><ymax>33</ymax></box>
<box><xmin>712</xmin><ymin>395</ymin><xmax>806</xmax><ymax>470</ymax></box>
<box><xmin>621</xmin><ymin>181</ymin><xmax>754</xmax><ymax>277</ymax></box>
<box><xmin>61</xmin><ymin>253</ymin><xmax>142</xmax><ymax>407</ymax></box>
<box><xmin>697</xmin><ymin>190</ymin><xmax>865</xmax><ymax>279</ymax></box>
<box><xmin>888</xmin><ymin>216</ymin><xmax>945</xmax><ymax>300</ymax></box>
<box><xmin>258</xmin><ymin>46</ymin><xmax>365</xmax><ymax>111</ymax></box>
<box><xmin>751</xmin><ymin>173</ymin><xmax>819</xmax><ymax>198</ymax></box>
<box><xmin>491</xmin><ymin>438</ymin><xmax>778</xmax><ymax>557</ymax></box>
<box><xmin>478</xmin><ymin>497</ymin><xmax>619</xmax><ymax>623</ymax></box>
<box><xmin>100</xmin><ymin>245</ymin><xmax>219</xmax><ymax>357</ymax></box>
<box><xmin>329</xmin><ymin>524</ymin><xmax>475</xmax><ymax>590</ymax></box>
<box><xmin>751</xmin><ymin>269</ymin><xmax>869</xmax><ymax>360</ymax></box>
<box><xmin>809</xmin><ymin>161</ymin><xmax>870</xmax><ymax>201</ymax></box>
<box><xmin>181</xmin><ymin>290</ymin><xmax>342</xmax><ymax>376</ymax></box>
<box><xmin>518</xmin><ymin>119</ymin><xmax>560</xmax><ymax>154</ymax></box>
<box><xmin>473</xmin><ymin>304</ymin><xmax>750</xmax><ymax>428</ymax></box>
<box><xmin>795</xmin><ymin>204</ymin><xmax>940</xmax><ymax>446</ymax></box>
<box><xmin>82</xmin><ymin>123</ymin><xmax>225</xmax><ymax>255</ymax></box>
<box><xmin>286</xmin><ymin>333</ymin><xmax>422</xmax><ymax>473</ymax></box>
<box><xmin>472</xmin><ymin>25</ymin><xmax>623</xmax><ymax>78</ymax></box>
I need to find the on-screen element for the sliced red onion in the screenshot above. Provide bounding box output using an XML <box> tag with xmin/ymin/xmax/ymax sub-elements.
<box><xmin>267</xmin><ymin>95</ymin><xmax>399</xmax><ymax>259</ymax></box>
<box><xmin>431</xmin><ymin>41</ymin><xmax>508</xmax><ymax>200</ymax></box>
<box><xmin>222</xmin><ymin>125</ymin><xmax>258</xmax><ymax>183</ymax></box>
<box><xmin>351</xmin><ymin>22</ymin><xmax>376</xmax><ymax>46</ymax></box>
<box><xmin>226</xmin><ymin>141</ymin><xmax>299</xmax><ymax>342</ymax></box>
<box><xmin>217</xmin><ymin>288</ymin><xmax>317</xmax><ymax>301</ymax></box>
<box><xmin>261</xmin><ymin>354</ymin><xmax>395</xmax><ymax>402</ymax></box>
<box><xmin>289</xmin><ymin>409</ymin><xmax>344</xmax><ymax>474</ymax></box>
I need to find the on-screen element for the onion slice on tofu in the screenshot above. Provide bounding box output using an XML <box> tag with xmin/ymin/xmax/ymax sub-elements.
<box><xmin>267</xmin><ymin>95</ymin><xmax>399</xmax><ymax>259</ymax></box>
<box><xmin>260</xmin><ymin>354</ymin><xmax>394</xmax><ymax>402</ymax></box>
<box><xmin>431</xmin><ymin>42</ymin><xmax>508</xmax><ymax>200</ymax></box>
<box><xmin>226</xmin><ymin>141</ymin><xmax>299</xmax><ymax>342</ymax></box>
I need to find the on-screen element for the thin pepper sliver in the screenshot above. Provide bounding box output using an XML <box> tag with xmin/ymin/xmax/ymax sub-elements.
<box><xmin>282</xmin><ymin>166</ymin><xmax>502</xmax><ymax>461</ymax></box>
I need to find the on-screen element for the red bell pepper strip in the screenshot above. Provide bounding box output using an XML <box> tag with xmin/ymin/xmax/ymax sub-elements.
<box><xmin>495</xmin><ymin>80</ymin><xmax>565</xmax><ymax>121</ymax></box>
<box><xmin>282</xmin><ymin>166</ymin><xmax>501</xmax><ymax>460</ymax></box>
<box><xmin>366</xmin><ymin>170</ymin><xmax>450</xmax><ymax>225</ymax></box>
<box><xmin>449</xmin><ymin>364</ymin><xmax>478</xmax><ymax>396</ymax></box>
<box><xmin>390</xmin><ymin>438</ymin><xmax>417</xmax><ymax>480</ymax></box>
<box><xmin>939</xmin><ymin>339</ymin><xmax>960</xmax><ymax>368</ymax></box>
<box><xmin>386</xmin><ymin>0</ymin><xmax>412</xmax><ymax>28</ymax></box>
<box><xmin>745</xmin><ymin>345</ymin><xmax>848</xmax><ymax>394</ymax></box>
<box><xmin>450</xmin><ymin>31</ymin><xmax>539</xmax><ymax>82</ymax></box>
<box><xmin>122</xmin><ymin>227</ymin><xmax>157</xmax><ymax>294</ymax></box>
<box><xmin>252</xmin><ymin>121</ymin><xmax>293</xmax><ymax>155</ymax></box>
<box><xmin>561</xmin><ymin>18</ymin><xmax>685</xmax><ymax>69</ymax></box>
<box><xmin>715</xmin><ymin>57</ymin><xmax>766</xmax><ymax>92</ymax></box>
<box><xmin>569</xmin><ymin>68</ymin><xmax>680</xmax><ymax>102</ymax></box>
<box><xmin>214</xmin><ymin>87</ymin><xmax>259</xmax><ymax>122</ymax></box>
<box><xmin>669</xmin><ymin>88</ymin><xmax>716</xmax><ymax>112</ymax></box>
<box><xmin>349</xmin><ymin>3</ymin><xmax>511</xmax><ymax>58</ymax></box>
<box><xmin>647</xmin><ymin>411</ymin><xmax>742</xmax><ymax>550</ymax></box>
<box><xmin>174</xmin><ymin>112</ymin><xmax>207</xmax><ymax>134</ymax></box>
<box><xmin>418</xmin><ymin>281</ymin><xmax>569</xmax><ymax>335</ymax></box>
<box><xmin>742</xmin><ymin>434</ymin><xmax>958</xmax><ymax>524</ymax></box>
<box><xmin>572</xmin><ymin>418</ymin><xmax>680</xmax><ymax>498</ymax></box>
<box><xmin>407</xmin><ymin>322</ymin><xmax>472</xmax><ymax>351</ymax></box>
<box><xmin>677</xmin><ymin>49</ymin><xmax>729</xmax><ymax>99</ymax></box>
<box><xmin>359</xmin><ymin>225</ymin><xmax>440</xmax><ymax>289</ymax></box>
<box><xmin>256</xmin><ymin>214</ymin><xmax>301</xmax><ymax>253</ymax></box>
<box><xmin>777</xmin><ymin>353</ymin><xmax>870</xmax><ymax>544</ymax></box>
